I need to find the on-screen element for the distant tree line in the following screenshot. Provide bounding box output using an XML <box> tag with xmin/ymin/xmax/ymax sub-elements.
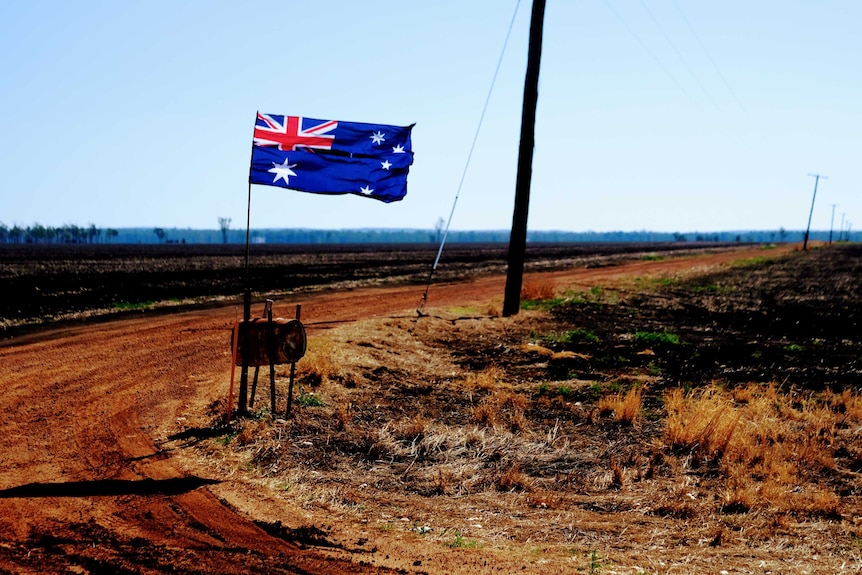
<box><xmin>0</xmin><ymin>223</ymin><xmax>856</xmax><ymax>245</ymax></box>
<box><xmin>0</xmin><ymin>223</ymin><xmax>120</xmax><ymax>244</ymax></box>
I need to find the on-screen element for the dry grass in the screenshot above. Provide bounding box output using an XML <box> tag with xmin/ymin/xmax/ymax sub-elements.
<box><xmin>597</xmin><ymin>386</ymin><xmax>643</xmax><ymax>425</ymax></box>
<box><xmin>664</xmin><ymin>383</ymin><xmax>858</xmax><ymax>517</ymax></box>
<box><xmin>664</xmin><ymin>386</ymin><xmax>740</xmax><ymax>460</ymax></box>
<box><xmin>463</xmin><ymin>365</ymin><xmax>506</xmax><ymax>392</ymax></box>
<box><xmin>295</xmin><ymin>335</ymin><xmax>338</xmax><ymax>387</ymax></box>
<box><xmin>472</xmin><ymin>389</ymin><xmax>530</xmax><ymax>433</ymax></box>
<box><xmin>186</xmin><ymin>311</ymin><xmax>862</xmax><ymax>574</ymax></box>
<box><xmin>521</xmin><ymin>281</ymin><xmax>556</xmax><ymax>301</ymax></box>
<box><xmin>497</xmin><ymin>464</ymin><xmax>532</xmax><ymax>492</ymax></box>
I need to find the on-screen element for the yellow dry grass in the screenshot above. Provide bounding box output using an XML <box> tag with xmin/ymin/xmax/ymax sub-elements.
<box><xmin>521</xmin><ymin>280</ymin><xmax>556</xmax><ymax>301</ymax></box>
<box><xmin>597</xmin><ymin>385</ymin><xmax>643</xmax><ymax>425</ymax></box>
<box><xmin>664</xmin><ymin>383</ymin><xmax>857</xmax><ymax>516</ymax></box>
<box><xmin>187</xmin><ymin>307</ymin><xmax>862</xmax><ymax>574</ymax></box>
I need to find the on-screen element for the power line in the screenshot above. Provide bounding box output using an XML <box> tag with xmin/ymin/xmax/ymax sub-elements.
<box><xmin>670</xmin><ymin>0</ymin><xmax>749</xmax><ymax>119</ymax></box>
<box><xmin>639</xmin><ymin>0</ymin><xmax>720</xmax><ymax>112</ymax></box>
<box><xmin>601</xmin><ymin>0</ymin><xmax>702</xmax><ymax>111</ymax></box>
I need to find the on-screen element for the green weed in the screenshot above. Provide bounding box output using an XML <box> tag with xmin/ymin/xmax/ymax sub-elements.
<box><xmin>218</xmin><ymin>431</ymin><xmax>238</xmax><ymax>446</ymax></box>
<box><xmin>296</xmin><ymin>392</ymin><xmax>325</xmax><ymax>407</ymax></box>
<box><xmin>587</xmin><ymin>549</ymin><xmax>608</xmax><ymax>574</ymax></box>
<box><xmin>113</xmin><ymin>301</ymin><xmax>154</xmax><ymax>311</ymax></box>
<box><xmin>545</xmin><ymin>329</ymin><xmax>600</xmax><ymax>344</ymax></box>
<box><xmin>449</xmin><ymin>532</ymin><xmax>482</xmax><ymax>549</ymax></box>
<box><xmin>646</xmin><ymin>362</ymin><xmax>662</xmax><ymax>376</ymax></box>
<box><xmin>633</xmin><ymin>331</ymin><xmax>682</xmax><ymax>346</ymax></box>
<box><xmin>521</xmin><ymin>297</ymin><xmax>566</xmax><ymax>311</ymax></box>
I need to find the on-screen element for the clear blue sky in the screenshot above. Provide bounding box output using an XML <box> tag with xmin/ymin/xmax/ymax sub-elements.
<box><xmin>1</xmin><ymin>1</ymin><xmax>858</xmax><ymax>234</ymax></box>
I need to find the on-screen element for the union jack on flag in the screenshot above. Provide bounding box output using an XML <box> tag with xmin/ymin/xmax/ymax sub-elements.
<box><xmin>253</xmin><ymin>114</ymin><xmax>337</xmax><ymax>152</ymax></box>
<box><xmin>249</xmin><ymin>112</ymin><xmax>415</xmax><ymax>203</ymax></box>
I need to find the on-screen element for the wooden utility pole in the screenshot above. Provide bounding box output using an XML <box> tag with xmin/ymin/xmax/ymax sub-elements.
<box><xmin>829</xmin><ymin>203</ymin><xmax>838</xmax><ymax>245</ymax></box>
<box><xmin>803</xmin><ymin>173</ymin><xmax>827</xmax><ymax>251</ymax></box>
<box><xmin>503</xmin><ymin>0</ymin><xmax>546</xmax><ymax>317</ymax></box>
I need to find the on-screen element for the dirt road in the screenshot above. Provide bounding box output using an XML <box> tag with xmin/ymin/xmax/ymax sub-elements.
<box><xmin>0</xmin><ymin>245</ymin><xmax>793</xmax><ymax>573</ymax></box>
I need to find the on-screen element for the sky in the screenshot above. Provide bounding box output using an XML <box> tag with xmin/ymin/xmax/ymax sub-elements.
<box><xmin>0</xmin><ymin>1</ymin><xmax>859</xmax><ymax>234</ymax></box>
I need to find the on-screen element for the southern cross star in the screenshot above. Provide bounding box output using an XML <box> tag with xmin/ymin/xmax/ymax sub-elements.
<box><xmin>392</xmin><ymin>144</ymin><xmax>406</xmax><ymax>154</ymax></box>
<box><xmin>370</xmin><ymin>131</ymin><xmax>385</xmax><ymax>144</ymax></box>
<box><xmin>269</xmin><ymin>157</ymin><xmax>297</xmax><ymax>184</ymax></box>
<box><xmin>381</xmin><ymin>159</ymin><xmax>392</xmax><ymax>170</ymax></box>
<box><xmin>359</xmin><ymin>185</ymin><xmax>374</xmax><ymax>195</ymax></box>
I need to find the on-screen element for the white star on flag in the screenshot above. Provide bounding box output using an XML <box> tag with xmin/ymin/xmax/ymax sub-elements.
<box><xmin>381</xmin><ymin>160</ymin><xmax>392</xmax><ymax>170</ymax></box>
<box><xmin>269</xmin><ymin>157</ymin><xmax>297</xmax><ymax>184</ymax></box>
<box><xmin>370</xmin><ymin>131</ymin><xmax>385</xmax><ymax>144</ymax></box>
<box><xmin>359</xmin><ymin>185</ymin><xmax>374</xmax><ymax>195</ymax></box>
<box><xmin>392</xmin><ymin>144</ymin><xmax>405</xmax><ymax>154</ymax></box>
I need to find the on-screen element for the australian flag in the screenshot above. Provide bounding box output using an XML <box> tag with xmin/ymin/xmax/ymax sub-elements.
<box><xmin>249</xmin><ymin>113</ymin><xmax>415</xmax><ymax>203</ymax></box>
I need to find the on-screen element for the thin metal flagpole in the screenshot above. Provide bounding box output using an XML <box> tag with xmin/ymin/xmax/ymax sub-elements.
<box><xmin>237</xmin><ymin>113</ymin><xmax>258</xmax><ymax>415</ymax></box>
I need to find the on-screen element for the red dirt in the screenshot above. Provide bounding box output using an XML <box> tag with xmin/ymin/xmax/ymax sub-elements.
<box><xmin>0</xmin><ymin>245</ymin><xmax>797</xmax><ymax>574</ymax></box>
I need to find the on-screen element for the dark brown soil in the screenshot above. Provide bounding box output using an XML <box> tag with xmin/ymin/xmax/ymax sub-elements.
<box><xmin>0</xmin><ymin>241</ymin><xmax>735</xmax><ymax>338</ymax></box>
<box><xmin>482</xmin><ymin>244</ymin><xmax>862</xmax><ymax>390</ymax></box>
<box><xmin>1</xmin><ymin>241</ymin><xmax>859</xmax><ymax>574</ymax></box>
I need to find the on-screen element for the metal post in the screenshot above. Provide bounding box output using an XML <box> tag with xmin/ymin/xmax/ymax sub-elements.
<box><xmin>267</xmin><ymin>303</ymin><xmax>277</xmax><ymax>417</ymax></box>
<box><xmin>829</xmin><ymin>203</ymin><xmax>838</xmax><ymax>245</ymax></box>
<box><xmin>285</xmin><ymin>304</ymin><xmax>302</xmax><ymax>418</ymax></box>
<box><xmin>249</xmin><ymin>367</ymin><xmax>259</xmax><ymax>408</ymax></box>
<box><xmin>226</xmin><ymin>320</ymin><xmax>240</xmax><ymax>424</ymax></box>
<box><xmin>503</xmin><ymin>0</ymin><xmax>546</xmax><ymax>317</ymax></box>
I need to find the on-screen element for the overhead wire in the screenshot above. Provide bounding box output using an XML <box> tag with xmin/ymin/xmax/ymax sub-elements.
<box><xmin>604</xmin><ymin>0</ymin><xmax>749</xmax><ymax>147</ymax></box>
<box><xmin>416</xmin><ymin>0</ymin><xmax>522</xmax><ymax>316</ymax></box>
<box><xmin>600</xmin><ymin>0</ymin><xmax>702</xmax><ymax>112</ymax></box>
<box><xmin>639</xmin><ymin>0</ymin><xmax>721</xmax><ymax>113</ymax></box>
<box><xmin>670</xmin><ymin>0</ymin><xmax>750</xmax><ymax>120</ymax></box>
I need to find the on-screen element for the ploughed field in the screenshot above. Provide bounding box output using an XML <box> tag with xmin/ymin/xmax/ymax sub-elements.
<box><xmin>1</xmin><ymin>241</ymin><xmax>860</xmax><ymax>574</ymax></box>
<box><xmin>0</xmin><ymin>241</ymin><xmax>725</xmax><ymax>337</ymax></box>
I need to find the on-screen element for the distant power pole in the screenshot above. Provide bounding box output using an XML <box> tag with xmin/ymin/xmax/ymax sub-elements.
<box><xmin>840</xmin><ymin>212</ymin><xmax>846</xmax><ymax>241</ymax></box>
<box><xmin>828</xmin><ymin>204</ymin><xmax>838</xmax><ymax>245</ymax></box>
<box><xmin>503</xmin><ymin>0</ymin><xmax>546</xmax><ymax>317</ymax></box>
<box><xmin>803</xmin><ymin>173</ymin><xmax>827</xmax><ymax>251</ymax></box>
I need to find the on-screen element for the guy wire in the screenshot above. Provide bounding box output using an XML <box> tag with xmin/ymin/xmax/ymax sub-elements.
<box><xmin>417</xmin><ymin>0</ymin><xmax>522</xmax><ymax>316</ymax></box>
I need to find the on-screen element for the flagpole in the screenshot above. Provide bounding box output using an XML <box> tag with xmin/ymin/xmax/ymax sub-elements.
<box><xmin>238</xmin><ymin>114</ymin><xmax>258</xmax><ymax>415</ymax></box>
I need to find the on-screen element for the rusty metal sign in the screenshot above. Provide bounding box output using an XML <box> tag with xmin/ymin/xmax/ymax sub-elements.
<box><xmin>233</xmin><ymin>317</ymin><xmax>306</xmax><ymax>366</ymax></box>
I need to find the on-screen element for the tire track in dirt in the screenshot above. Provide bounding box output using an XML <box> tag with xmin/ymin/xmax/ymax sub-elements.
<box><xmin>0</xmin><ymin>245</ymin><xmax>795</xmax><ymax>573</ymax></box>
